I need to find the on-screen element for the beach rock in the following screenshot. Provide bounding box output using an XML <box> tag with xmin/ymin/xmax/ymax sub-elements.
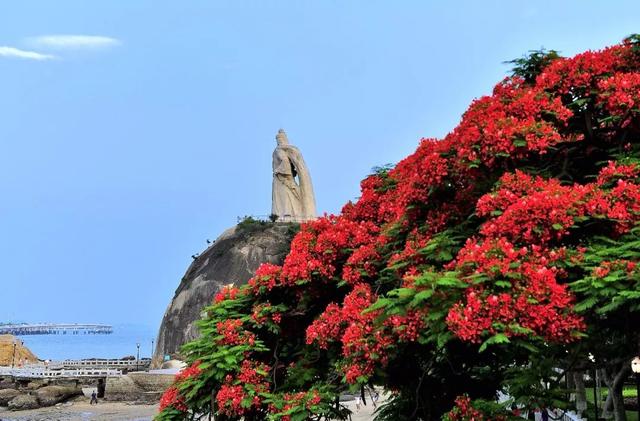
<box><xmin>0</xmin><ymin>378</ymin><xmax>15</xmax><ymax>389</ymax></box>
<box><xmin>8</xmin><ymin>393</ymin><xmax>39</xmax><ymax>410</ymax></box>
<box><xmin>103</xmin><ymin>372</ymin><xmax>174</xmax><ymax>402</ymax></box>
<box><xmin>0</xmin><ymin>389</ymin><xmax>20</xmax><ymax>406</ymax></box>
<box><xmin>105</xmin><ymin>375</ymin><xmax>144</xmax><ymax>401</ymax></box>
<box><xmin>129</xmin><ymin>372</ymin><xmax>174</xmax><ymax>392</ymax></box>
<box><xmin>35</xmin><ymin>385</ymin><xmax>82</xmax><ymax>407</ymax></box>
<box><xmin>26</xmin><ymin>380</ymin><xmax>46</xmax><ymax>390</ymax></box>
<box><xmin>153</xmin><ymin>221</ymin><xmax>297</xmax><ymax>366</ymax></box>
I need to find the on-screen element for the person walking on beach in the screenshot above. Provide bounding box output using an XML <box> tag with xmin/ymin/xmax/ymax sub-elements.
<box><xmin>355</xmin><ymin>395</ymin><xmax>362</xmax><ymax>411</ymax></box>
<box><xmin>90</xmin><ymin>390</ymin><xmax>98</xmax><ymax>405</ymax></box>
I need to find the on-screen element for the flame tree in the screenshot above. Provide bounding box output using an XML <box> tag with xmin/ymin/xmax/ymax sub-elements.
<box><xmin>157</xmin><ymin>36</ymin><xmax>640</xmax><ymax>421</ymax></box>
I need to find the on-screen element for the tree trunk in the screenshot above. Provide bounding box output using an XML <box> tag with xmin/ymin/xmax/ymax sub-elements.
<box><xmin>610</xmin><ymin>365</ymin><xmax>630</xmax><ymax>421</ymax></box>
<box><xmin>610</xmin><ymin>391</ymin><xmax>627</xmax><ymax>421</ymax></box>
<box><xmin>574</xmin><ymin>371</ymin><xmax>588</xmax><ymax>417</ymax></box>
<box><xmin>600</xmin><ymin>368</ymin><xmax>614</xmax><ymax>419</ymax></box>
<box><xmin>600</xmin><ymin>363</ymin><xmax>630</xmax><ymax>421</ymax></box>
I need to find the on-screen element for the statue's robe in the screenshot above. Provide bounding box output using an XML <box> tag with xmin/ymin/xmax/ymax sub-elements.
<box><xmin>272</xmin><ymin>145</ymin><xmax>316</xmax><ymax>221</ymax></box>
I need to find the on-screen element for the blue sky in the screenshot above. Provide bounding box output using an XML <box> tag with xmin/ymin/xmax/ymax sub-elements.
<box><xmin>1</xmin><ymin>1</ymin><xmax>639</xmax><ymax>329</ymax></box>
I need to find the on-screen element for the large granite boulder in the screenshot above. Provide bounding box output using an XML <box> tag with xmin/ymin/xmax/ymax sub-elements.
<box><xmin>105</xmin><ymin>375</ymin><xmax>142</xmax><ymax>400</ymax></box>
<box><xmin>7</xmin><ymin>393</ymin><xmax>39</xmax><ymax>410</ymax></box>
<box><xmin>35</xmin><ymin>386</ymin><xmax>82</xmax><ymax>407</ymax></box>
<box><xmin>0</xmin><ymin>378</ymin><xmax>15</xmax><ymax>389</ymax></box>
<box><xmin>0</xmin><ymin>389</ymin><xmax>20</xmax><ymax>406</ymax></box>
<box><xmin>105</xmin><ymin>372</ymin><xmax>175</xmax><ymax>402</ymax></box>
<box><xmin>153</xmin><ymin>220</ymin><xmax>297</xmax><ymax>366</ymax></box>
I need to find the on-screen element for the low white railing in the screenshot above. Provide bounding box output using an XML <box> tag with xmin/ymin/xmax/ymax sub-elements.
<box><xmin>0</xmin><ymin>366</ymin><xmax>122</xmax><ymax>378</ymax></box>
<box><xmin>48</xmin><ymin>359</ymin><xmax>150</xmax><ymax>370</ymax></box>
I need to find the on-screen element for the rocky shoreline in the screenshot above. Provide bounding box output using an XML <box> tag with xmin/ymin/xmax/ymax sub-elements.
<box><xmin>0</xmin><ymin>378</ymin><xmax>83</xmax><ymax>411</ymax></box>
<box><xmin>0</xmin><ymin>371</ymin><xmax>174</xmax><ymax>414</ymax></box>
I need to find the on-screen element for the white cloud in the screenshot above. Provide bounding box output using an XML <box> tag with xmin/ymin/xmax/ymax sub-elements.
<box><xmin>29</xmin><ymin>35</ymin><xmax>120</xmax><ymax>50</ymax></box>
<box><xmin>0</xmin><ymin>46</ymin><xmax>55</xmax><ymax>60</ymax></box>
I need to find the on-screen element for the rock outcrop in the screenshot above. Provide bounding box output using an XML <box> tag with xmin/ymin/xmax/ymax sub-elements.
<box><xmin>0</xmin><ymin>385</ymin><xmax>82</xmax><ymax>410</ymax></box>
<box><xmin>7</xmin><ymin>394</ymin><xmax>39</xmax><ymax>410</ymax></box>
<box><xmin>0</xmin><ymin>389</ymin><xmax>20</xmax><ymax>406</ymax></box>
<box><xmin>153</xmin><ymin>220</ymin><xmax>297</xmax><ymax>365</ymax></box>
<box><xmin>34</xmin><ymin>386</ymin><xmax>82</xmax><ymax>407</ymax></box>
<box><xmin>0</xmin><ymin>335</ymin><xmax>38</xmax><ymax>366</ymax></box>
<box><xmin>105</xmin><ymin>372</ymin><xmax>174</xmax><ymax>402</ymax></box>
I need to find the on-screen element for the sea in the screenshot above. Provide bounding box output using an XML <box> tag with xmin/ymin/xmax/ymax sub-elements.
<box><xmin>15</xmin><ymin>324</ymin><xmax>158</xmax><ymax>361</ymax></box>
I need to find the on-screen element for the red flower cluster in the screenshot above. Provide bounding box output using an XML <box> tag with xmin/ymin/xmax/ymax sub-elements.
<box><xmin>216</xmin><ymin>319</ymin><xmax>255</xmax><ymax>346</ymax></box>
<box><xmin>249</xmin><ymin>217</ymin><xmax>381</xmax><ymax>293</ymax></box>
<box><xmin>305</xmin><ymin>302</ymin><xmax>342</xmax><ymax>349</ymax></box>
<box><xmin>592</xmin><ymin>259</ymin><xmax>638</xmax><ymax>278</ymax></box>
<box><xmin>174</xmin><ymin>360</ymin><xmax>201</xmax><ymax>382</ymax></box>
<box><xmin>216</xmin><ymin>360</ymin><xmax>269</xmax><ymax>417</ymax></box>
<box><xmin>236</xmin><ymin>359</ymin><xmax>270</xmax><ymax>388</ymax></box>
<box><xmin>343</xmin><ymin>243</ymin><xmax>381</xmax><ymax>284</ymax></box>
<box><xmin>477</xmin><ymin>171</ymin><xmax>589</xmax><ymax>244</ymax></box>
<box><xmin>251</xmin><ymin>302</ymin><xmax>282</xmax><ymax>325</ymax></box>
<box><xmin>213</xmin><ymin>285</ymin><xmax>240</xmax><ymax>304</ymax></box>
<box><xmin>341</xmin><ymin>174</ymin><xmax>389</xmax><ymax>223</ymax></box>
<box><xmin>597</xmin><ymin>72</ymin><xmax>640</xmax><ymax>118</ymax></box>
<box><xmin>385</xmin><ymin>310</ymin><xmax>426</xmax><ymax>342</ymax></box>
<box><xmin>159</xmin><ymin>386</ymin><xmax>187</xmax><ymax>412</ymax></box>
<box><xmin>444</xmin><ymin>395</ymin><xmax>507</xmax><ymax>421</ymax></box>
<box><xmin>447</xmin><ymin>234</ymin><xmax>585</xmax><ymax>343</ymax></box>
<box><xmin>248</xmin><ymin>263</ymin><xmax>282</xmax><ymax>293</ymax></box>
<box><xmin>451</xmin><ymin>77</ymin><xmax>572</xmax><ymax>167</ymax></box>
<box><xmin>306</xmin><ymin>284</ymin><xmax>398</xmax><ymax>383</ymax></box>
<box><xmin>596</xmin><ymin>161</ymin><xmax>639</xmax><ymax>186</ymax></box>
<box><xmin>446</xmin><ymin>151</ymin><xmax>640</xmax><ymax>344</ymax></box>
<box><xmin>306</xmin><ymin>283</ymin><xmax>377</xmax><ymax>348</ymax></box>
<box><xmin>536</xmin><ymin>44</ymin><xmax>628</xmax><ymax>93</ymax></box>
<box><xmin>269</xmin><ymin>390</ymin><xmax>323</xmax><ymax>421</ymax></box>
<box><xmin>216</xmin><ymin>384</ymin><xmax>246</xmax><ymax>416</ymax></box>
<box><xmin>391</xmin><ymin>139</ymin><xmax>450</xmax><ymax>217</ymax></box>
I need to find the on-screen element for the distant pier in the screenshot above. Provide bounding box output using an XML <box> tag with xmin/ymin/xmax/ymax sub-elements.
<box><xmin>0</xmin><ymin>324</ymin><xmax>113</xmax><ymax>335</ymax></box>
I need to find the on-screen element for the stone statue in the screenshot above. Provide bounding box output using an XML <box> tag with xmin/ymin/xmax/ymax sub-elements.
<box><xmin>271</xmin><ymin>129</ymin><xmax>316</xmax><ymax>222</ymax></box>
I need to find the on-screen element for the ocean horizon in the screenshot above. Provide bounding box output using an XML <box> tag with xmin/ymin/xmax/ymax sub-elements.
<box><xmin>14</xmin><ymin>324</ymin><xmax>158</xmax><ymax>361</ymax></box>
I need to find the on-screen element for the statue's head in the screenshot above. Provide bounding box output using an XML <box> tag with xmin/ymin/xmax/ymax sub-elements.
<box><xmin>276</xmin><ymin>129</ymin><xmax>289</xmax><ymax>146</ymax></box>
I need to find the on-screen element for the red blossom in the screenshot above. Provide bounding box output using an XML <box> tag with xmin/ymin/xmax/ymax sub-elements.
<box><xmin>444</xmin><ymin>395</ymin><xmax>508</xmax><ymax>421</ymax></box>
<box><xmin>159</xmin><ymin>386</ymin><xmax>187</xmax><ymax>412</ymax></box>
<box><xmin>216</xmin><ymin>319</ymin><xmax>255</xmax><ymax>346</ymax></box>
<box><xmin>596</xmin><ymin>161</ymin><xmax>640</xmax><ymax>186</ymax></box>
<box><xmin>248</xmin><ymin>263</ymin><xmax>282</xmax><ymax>293</ymax></box>
<box><xmin>597</xmin><ymin>72</ymin><xmax>640</xmax><ymax>119</ymax></box>
<box><xmin>216</xmin><ymin>384</ymin><xmax>247</xmax><ymax>416</ymax></box>
<box><xmin>213</xmin><ymin>285</ymin><xmax>240</xmax><ymax>304</ymax></box>
<box><xmin>536</xmin><ymin>44</ymin><xmax>629</xmax><ymax>93</ymax></box>
<box><xmin>175</xmin><ymin>360</ymin><xmax>201</xmax><ymax>382</ymax></box>
<box><xmin>447</xmin><ymin>238</ymin><xmax>584</xmax><ymax>343</ymax></box>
